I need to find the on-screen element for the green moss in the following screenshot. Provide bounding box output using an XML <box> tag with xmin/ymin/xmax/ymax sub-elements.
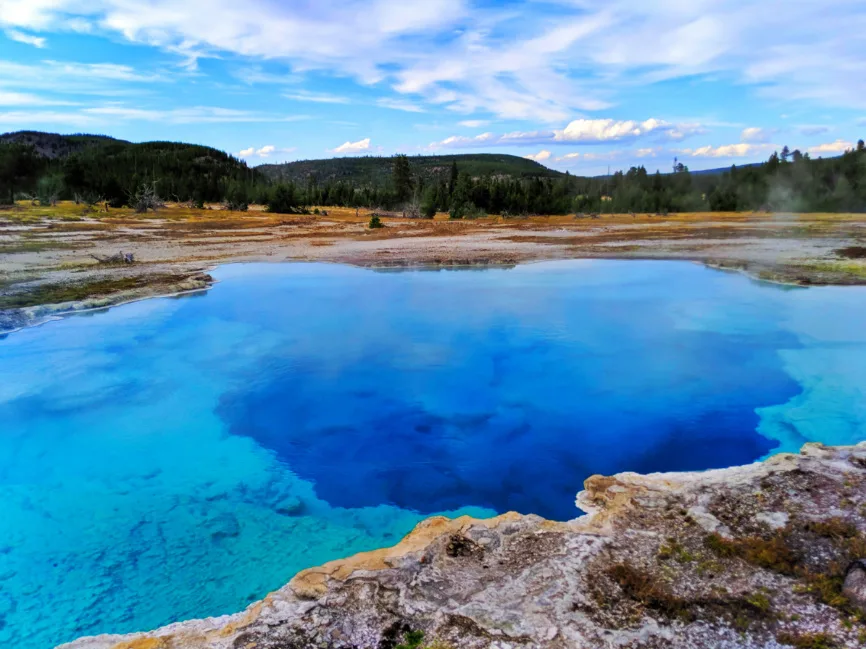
<box><xmin>395</xmin><ymin>630</ymin><xmax>426</xmax><ymax>649</ymax></box>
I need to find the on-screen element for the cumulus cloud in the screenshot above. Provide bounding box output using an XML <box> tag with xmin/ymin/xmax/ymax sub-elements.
<box><xmin>553</xmin><ymin>118</ymin><xmax>669</xmax><ymax>143</ymax></box>
<box><xmin>5</xmin><ymin>28</ymin><xmax>45</xmax><ymax>47</ymax></box>
<box><xmin>239</xmin><ymin>144</ymin><xmax>295</xmax><ymax>159</ymax></box>
<box><xmin>808</xmin><ymin>139</ymin><xmax>854</xmax><ymax>155</ymax></box>
<box><xmin>636</xmin><ymin>147</ymin><xmax>659</xmax><ymax>158</ymax></box>
<box><xmin>429</xmin><ymin>132</ymin><xmax>497</xmax><ymax>149</ymax></box>
<box><xmin>331</xmin><ymin>137</ymin><xmax>371</xmax><ymax>154</ymax></box>
<box><xmin>524</xmin><ymin>150</ymin><xmax>551</xmax><ymax>162</ymax></box>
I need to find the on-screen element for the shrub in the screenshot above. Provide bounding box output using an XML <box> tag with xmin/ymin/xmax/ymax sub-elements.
<box><xmin>369</xmin><ymin>214</ymin><xmax>383</xmax><ymax>229</ymax></box>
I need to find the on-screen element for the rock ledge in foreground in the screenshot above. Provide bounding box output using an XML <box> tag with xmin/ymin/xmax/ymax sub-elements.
<box><xmin>62</xmin><ymin>443</ymin><xmax>866</xmax><ymax>649</ymax></box>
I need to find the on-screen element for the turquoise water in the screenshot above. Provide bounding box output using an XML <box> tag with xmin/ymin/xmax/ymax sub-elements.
<box><xmin>1</xmin><ymin>260</ymin><xmax>865</xmax><ymax>648</ymax></box>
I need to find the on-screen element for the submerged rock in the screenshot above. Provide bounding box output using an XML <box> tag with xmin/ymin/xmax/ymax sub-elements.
<box><xmin>61</xmin><ymin>443</ymin><xmax>866</xmax><ymax>649</ymax></box>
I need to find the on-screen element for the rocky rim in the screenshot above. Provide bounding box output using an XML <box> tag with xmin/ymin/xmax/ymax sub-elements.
<box><xmin>61</xmin><ymin>442</ymin><xmax>866</xmax><ymax>649</ymax></box>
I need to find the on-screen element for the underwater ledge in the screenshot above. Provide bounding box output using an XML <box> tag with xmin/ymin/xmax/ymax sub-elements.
<box><xmin>61</xmin><ymin>442</ymin><xmax>866</xmax><ymax>649</ymax></box>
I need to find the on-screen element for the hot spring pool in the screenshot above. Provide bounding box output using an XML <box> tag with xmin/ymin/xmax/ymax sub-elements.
<box><xmin>1</xmin><ymin>260</ymin><xmax>865</xmax><ymax>647</ymax></box>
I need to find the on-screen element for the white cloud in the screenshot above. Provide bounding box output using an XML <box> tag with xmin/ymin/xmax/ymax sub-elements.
<box><xmin>83</xmin><ymin>105</ymin><xmax>305</xmax><ymax>124</ymax></box>
<box><xmin>331</xmin><ymin>137</ymin><xmax>371</xmax><ymax>154</ymax></box>
<box><xmin>239</xmin><ymin>147</ymin><xmax>255</xmax><ymax>157</ymax></box>
<box><xmin>0</xmin><ymin>110</ymin><xmax>97</xmax><ymax>127</ymax></box>
<box><xmin>524</xmin><ymin>150</ymin><xmax>551</xmax><ymax>162</ymax></box>
<box><xmin>678</xmin><ymin>143</ymin><xmax>773</xmax><ymax>158</ymax></box>
<box><xmin>0</xmin><ymin>60</ymin><xmax>163</xmax><ymax>99</ymax></box>
<box><xmin>376</xmin><ymin>97</ymin><xmax>425</xmax><ymax>113</ymax></box>
<box><xmin>553</xmin><ymin>118</ymin><xmax>668</xmax><ymax>143</ymax></box>
<box><xmin>429</xmin><ymin>117</ymin><xmax>699</xmax><ymax>150</ymax></box>
<box><xmin>0</xmin><ymin>91</ymin><xmax>73</xmax><ymax>106</ymax></box>
<box><xmin>5</xmin><ymin>28</ymin><xmax>46</xmax><ymax>47</ymax></box>
<box><xmin>284</xmin><ymin>90</ymin><xmax>350</xmax><ymax>104</ymax></box>
<box><xmin>808</xmin><ymin>139</ymin><xmax>854</xmax><ymax>155</ymax></box>
<box><xmin>458</xmin><ymin>120</ymin><xmax>490</xmax><ymax>128</ymax></box>
<box><xmin>1</xmin><ymin>0</ymin><xmax>865</xmax><ymax>126</ymax></box>
<box><xmin>0</xmin><ymin>103</ymin><xmax>309</xmax><ymax>127</ymax></box>
<box><xmin>741</xmin><ymin>127</ymin><xmax>775</xmax><ymax>143</ymax></box>
<box><xmin>556</xmin><ymin>152</ymin><xmax>580</xmax><ymax>162</ymax></box>
<box><xmin>429</xmin><ymin>132</ymin><xmax>497</xmax><ymax>149</ymax></box>
<box><xmin>636</xmin><ymin>147</ymin><xmax>659</xmax><ymax>158</ymax></box>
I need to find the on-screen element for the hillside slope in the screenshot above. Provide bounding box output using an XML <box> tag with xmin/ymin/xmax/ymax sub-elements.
<box><xmin>258</xmin><ymin>153</ymin><xmax>565</xmax><ymax>186</ymax></box>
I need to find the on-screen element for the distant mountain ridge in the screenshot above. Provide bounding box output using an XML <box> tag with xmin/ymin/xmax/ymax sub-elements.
<box><xmin>258</xmin><ymin>153</ymin><xmax>565</xmax><ymax>186</ymax></box>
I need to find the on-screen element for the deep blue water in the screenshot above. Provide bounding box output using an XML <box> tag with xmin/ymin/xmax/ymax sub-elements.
<box><xmin>1</xmin><ymin>260</ymin><xmax>865</xmax><ymax>648</ymax></box>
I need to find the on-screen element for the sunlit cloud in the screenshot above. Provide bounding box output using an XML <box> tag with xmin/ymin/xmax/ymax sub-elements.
<box><xmin>524</xmin><ymin>150</ymin><xmax>551</xmax><ymax>162</ymax></box>
<box><xmin>331</xmin><ymin>137</ymin><xmax>371</xmax><ymax>154</ymax></box>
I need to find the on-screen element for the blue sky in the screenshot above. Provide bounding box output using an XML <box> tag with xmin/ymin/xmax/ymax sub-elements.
<box><xmin>0</xmin><ymin>0</ymin><xmax>864</xmax><ymax>176</ymax></box>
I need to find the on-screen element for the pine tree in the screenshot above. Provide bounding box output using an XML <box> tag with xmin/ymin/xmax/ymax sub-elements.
<box><xmin>391</xmin><ymin>155</ymin><xmax>413</xmax><ymax>203</ymax></box>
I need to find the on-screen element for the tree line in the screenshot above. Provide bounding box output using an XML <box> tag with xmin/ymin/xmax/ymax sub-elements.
<box><xmin>1</xmin><ymin>137</ymin><xmax>864</xmax><ymax>216</ymax></box>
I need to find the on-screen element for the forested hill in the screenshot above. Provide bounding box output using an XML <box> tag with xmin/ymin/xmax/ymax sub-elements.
<box><xmin>0</xmin><ymin>131</ymin><xmax>262</xmax><ymax>205</ymax></box>
<box><xmin>258</xmin><ymin>153</ymin><xmax>564</xmax><ymax>185</ymax></box>
<box><xmin>2</xmin><ymin>130</ymin><xmax>865</xmax><ymax>214</ymax></box>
